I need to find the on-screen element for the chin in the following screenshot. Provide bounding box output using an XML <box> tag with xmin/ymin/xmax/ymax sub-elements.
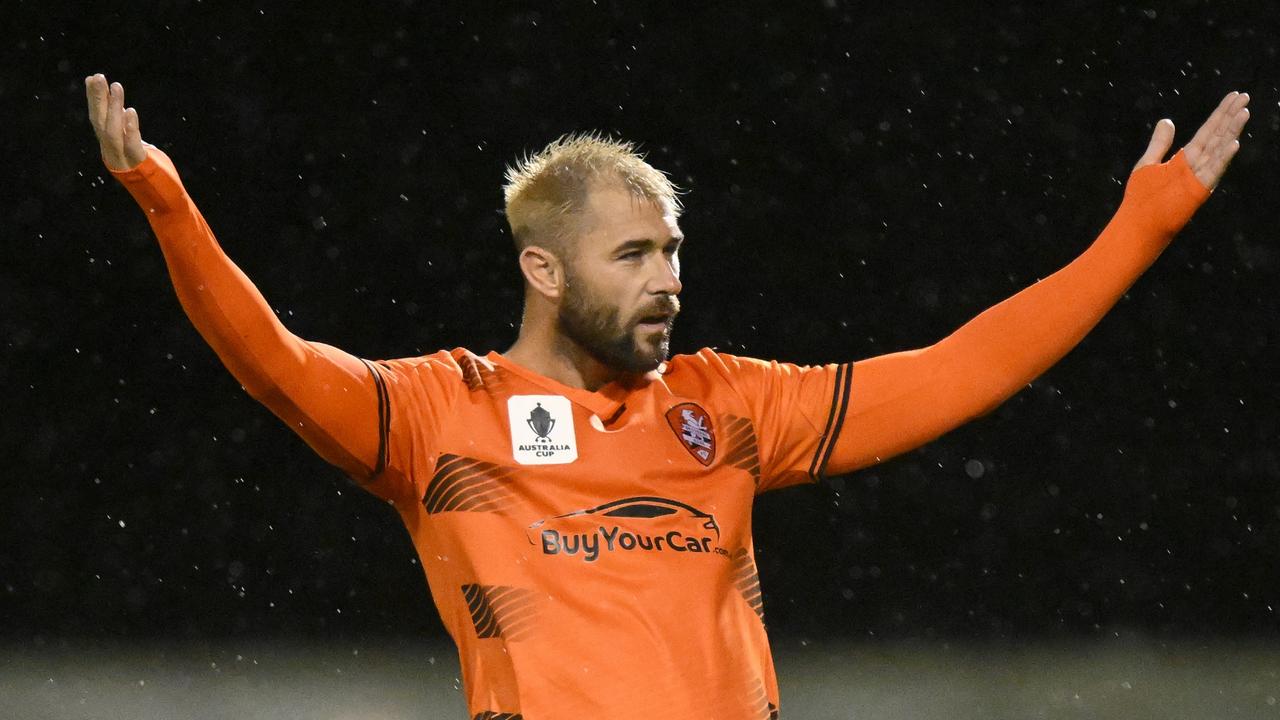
<box><xmin>635</xmin><ymin>342</ymin><xmax>670</xmax><ymax>371</ymax></box>
<box><xmin>599</xmin><ymin>327</ymin><xmax>671</xmax><ymax>375</ymax></box>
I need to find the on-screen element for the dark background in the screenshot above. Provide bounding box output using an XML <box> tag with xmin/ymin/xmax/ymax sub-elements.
<box><xmin>3</xmin><ymin>1</ymin><xmax>1278</xmax><ymax>646</ymax></box>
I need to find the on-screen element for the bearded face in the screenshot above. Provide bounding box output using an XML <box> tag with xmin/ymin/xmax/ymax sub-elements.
<box><xmin>557</xmin><ymin>263</ymin><xmax>679</xmax><ymax>374</ymax></box>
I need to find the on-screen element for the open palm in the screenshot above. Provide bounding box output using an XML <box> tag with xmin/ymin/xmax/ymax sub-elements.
<box><xmin>1134</xmin><ymin>91</ymin><xmax>1250</xmax><ymax>190</ymax></box>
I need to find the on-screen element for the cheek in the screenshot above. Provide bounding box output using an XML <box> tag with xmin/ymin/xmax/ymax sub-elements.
<box><xmin>586</xmin><ymin>278</ymin><xmax>640</xmax><ymax>322</ymax></box>
<box><xmin>571</xmin><ymin>282</ymin><xmax>627</xmax><ymax>328</ymax></box>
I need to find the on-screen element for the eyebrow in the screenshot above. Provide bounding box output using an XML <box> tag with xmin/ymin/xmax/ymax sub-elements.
<box><xmin>613</xmin><ymin>236</ymin><xmax>684</xmax><ymax>253</ymax></box>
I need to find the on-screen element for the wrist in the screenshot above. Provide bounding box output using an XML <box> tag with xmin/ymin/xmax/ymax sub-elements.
<box><xmin>108</xmin><ymin>144</ymin><xmax>184</xmax><ymax>215</ymax></box>
<box><xmin>1121</xmin><ymin>148</ymin><xmax>1212</xmax><ymax>237</ymax></box>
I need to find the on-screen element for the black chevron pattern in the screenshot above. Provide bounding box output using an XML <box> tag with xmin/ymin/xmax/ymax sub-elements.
<box><xmin>722</xmin><ymin>415</ymin><xmax>761</xmax><ymax>482</ymax></box>
<box><xmin>731</xmin><ymin>547</ymin><xmax>765</xmax><ymax>622</ymax></box>
<box><xmin>462</xmin><ymin>583</ymin><xmax>538</xmax><ymax>641</ymax></box>
<box><xmin>423</xmin><ymin>454</ymin><xmax>517</xmax><ymax>514</ymax></box>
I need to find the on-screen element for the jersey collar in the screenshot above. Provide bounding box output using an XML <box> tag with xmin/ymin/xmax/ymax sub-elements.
<box><xmin>486</xmin><ymin>350</ymin><xmax>657</xmax><ymax>423</ymax></box>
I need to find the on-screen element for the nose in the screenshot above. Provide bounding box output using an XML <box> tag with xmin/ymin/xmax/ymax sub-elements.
<box><xmin>648</xmin><ymin>253</ymin><xmax>682</xmax><ymax>296</ymax></box>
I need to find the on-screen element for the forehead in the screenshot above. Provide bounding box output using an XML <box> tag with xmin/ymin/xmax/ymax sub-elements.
<box><xmin>579</xmin><ymin>182</ymin><xmax>680</xmax><ymax>247</ymax></box>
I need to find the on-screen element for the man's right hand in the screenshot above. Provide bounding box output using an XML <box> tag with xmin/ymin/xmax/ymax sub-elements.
<box><xmin>86</xmin><ymin>73</ymin><xmax>147</xmax><ymax>172</ymax></box>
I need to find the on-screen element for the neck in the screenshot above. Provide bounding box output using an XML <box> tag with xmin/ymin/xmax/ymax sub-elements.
<box><xmin>504</xmin><ymin>322</ymin><xmax>626</xmax><ymax>392</ymax></box>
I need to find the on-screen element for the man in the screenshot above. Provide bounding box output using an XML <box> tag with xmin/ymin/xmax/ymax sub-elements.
<box><xmin>86</xmin><ymin>72</ymin><xmax>1248</xmax><ymax>719</ymax></box>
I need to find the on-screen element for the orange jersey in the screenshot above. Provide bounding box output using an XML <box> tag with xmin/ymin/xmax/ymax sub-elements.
<box><xmin>109</xmin><ymin>142</ymin><xmax>1208</xmax><ymax>720</ymax></box>
<box><xmin>360</xmin><ymin>348</ymin><xmax>849</xmax><ymax>719</ymax></box>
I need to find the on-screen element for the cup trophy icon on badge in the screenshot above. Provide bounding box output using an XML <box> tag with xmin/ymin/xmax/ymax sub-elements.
<box><xmin>527</xmin><ymin>403</ymin><xmax>556</xmax><ymax>441</ymax></box>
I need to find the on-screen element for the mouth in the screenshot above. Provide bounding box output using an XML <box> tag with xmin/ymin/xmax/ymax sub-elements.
<box><xmin>635</xmin><ymin>312</ymin><xmax>674</xmax><ymax>333</ymax></box>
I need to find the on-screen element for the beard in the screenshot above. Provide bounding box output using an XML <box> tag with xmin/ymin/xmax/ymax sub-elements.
<box><xmin>557</xmin><ymin>272</ymin><xmax>678</xmax><ymax>375</ymax></box>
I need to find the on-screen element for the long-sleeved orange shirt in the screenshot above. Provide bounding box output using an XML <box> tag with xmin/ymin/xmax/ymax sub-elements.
<box><xmin>110</xmin><ymin>145</ymin><xmax>1208</xmax><ymax>719</ymax></box>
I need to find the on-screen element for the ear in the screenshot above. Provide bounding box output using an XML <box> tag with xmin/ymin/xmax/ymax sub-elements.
<box><xmin>518</xmin><ymin>246</ymin><xmax>565</xmax><ymax>299</ymax></box>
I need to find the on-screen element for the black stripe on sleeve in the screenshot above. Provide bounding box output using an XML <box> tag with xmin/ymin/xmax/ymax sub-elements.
<box><xmin>807</xmin><ymin>362</ymin><xmax>845</xmax><ymax>480</ymax></box>
<box><xmin>808</xmin><ymin>361</ymin><xmax>853</xmax><ymax>482</ymax></box>
<box><xmin>359</xmin><ymin>358</ymin><xmax>389</xmax><ymax>477</ymax></box>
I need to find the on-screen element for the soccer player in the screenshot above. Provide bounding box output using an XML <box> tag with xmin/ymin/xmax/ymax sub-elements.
<box><xmin>86</xmin><ymin>72</ymin><xmax>1248</xmax><ymax>719</ymax></box>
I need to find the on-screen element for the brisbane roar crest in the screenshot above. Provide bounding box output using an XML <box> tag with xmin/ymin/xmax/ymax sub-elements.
<box><xmin>665</xmin><ymin>402</ymin><xmax>716</xmax><ymax>466</ymax></box>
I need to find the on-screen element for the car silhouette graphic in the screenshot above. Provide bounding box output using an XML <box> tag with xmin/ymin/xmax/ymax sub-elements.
<box><xmin>528</xmin><ymin>496</ymin><xmax>720</xmax><ymax>538</ymax></box>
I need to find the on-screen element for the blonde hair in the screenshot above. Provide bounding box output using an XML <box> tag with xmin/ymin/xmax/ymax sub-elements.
<box><xmin>502</xmin><ymin>131</ymin><xmax>682</xmax><ymax>253</ymax></box>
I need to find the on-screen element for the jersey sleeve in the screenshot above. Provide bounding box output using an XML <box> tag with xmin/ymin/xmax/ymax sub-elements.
<box><xmin>356</xmin><ymin>351</ymin><xmax>463</xmax><ymax>506</ymax></box>
<box><xmin>696</xmin><ymin>350</ymin><xmax>853</xmax><ymax>493</ymax></box>
<box><xmin>819</xmin><ymin>148</ymin><xmax>1212</xmax><ymax>477</ymax></box>
<box><xmin>105</xmin><ymin>145</ymin><xmax>462</xmax><ymax>506</ymax></box>
<box><xmin>105</xmin><ymin>146</ymin><xmax>381</xmax><ymax>490</ymax></box>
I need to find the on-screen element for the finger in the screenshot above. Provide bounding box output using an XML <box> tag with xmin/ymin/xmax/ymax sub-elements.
<box><xmin>1223</xmin><ymin>105</ymin><xmax>1251</xmax><ymax>144</ymax></box>
<box><xmin>1185</xmin><ymin>91</ymin><xmax>1240</xmax><ymax>156</ymax></box>
<box><xmin>1210</xmin><ymin>107</ymin><xmax>1249</xmax><ymax>168</ymax></box>
<box><xmin>1193</xmin><ymin>91</ymin><xmax>1240</xmax><ymax>146</ymax></box>
<box><xmin>1216</xmin><ymin>94</ymin><xmax>1250</xmax><ymax>142</ymax></box>
<box><xmin>1133</xmin><ymin>118</ymin><xmax>1175</xmax><ymax>170</ymax></box>
<box><xmin>124</xmin><ymin>107</ymin><xmax>140</xmax><ymax>140</ymax></box>
<box><xmin>1201</xmin><ymin>137</ymin><xmax>1241</xmax><ymax>191</ymax></box>
<box><xmin>1220</xmin><ymin>138</ymin><xmax>1242</xmax><ymax>168</ymax></box>
<box><xmin>105</xmin><ymin>81</ymin><xmax>124</xmax><ymax>143</ymax></box>
<box><xmin>84</xmin><ymin>75</ymin><xmax>95</xmax><ymax>124</ymax></box>
<box><xmin>85</xmin><ymin>74</ymin><xmax>109</xmax><ymax>132</ymax></box>
<box><xmin>1207</xmin><ymin>93</ymin><xmax>1250</xmax><ymax>149</ymax></box>
<box><xmin>123</xmin><ymin>107</ymin><xmax>145</xmax><ymax>166</ymax></box>
<box><xmin>1199</xmin><ymin>101</ymin><xmax>1249</xmax><ymax>172</ymax></box>
<box><xmin>1235</xmin><ymin>102</ymin><xmax>1251</xmax><ymax>130</ymax></box>
<box><xmin>1191</xmin><ymin>104</ymin><xmax>1251</xmax><ymax>189</ymax></box>
<box><xmin>86</xmin><ymin>74</ymin><xmax>105</xmax><ymax>129</ymax></box>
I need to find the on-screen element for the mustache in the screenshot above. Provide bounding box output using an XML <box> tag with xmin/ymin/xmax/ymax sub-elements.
<box><xmin>633</xmin><ymin>296</ymin><xmax>681</xmax><ymax>324</ymax></box>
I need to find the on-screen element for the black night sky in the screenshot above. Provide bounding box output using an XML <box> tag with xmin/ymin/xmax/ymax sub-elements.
<box><xmin>3</xmin><ymin>1</ymin><xmax>1279</xmax><ymax>645</ymax></box>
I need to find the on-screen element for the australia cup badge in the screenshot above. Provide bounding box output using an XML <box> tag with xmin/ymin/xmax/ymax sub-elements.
<box><xmin>508</xmin><ymin>395</ymin><xmax>577</xmax><ymax>465</ymax></box>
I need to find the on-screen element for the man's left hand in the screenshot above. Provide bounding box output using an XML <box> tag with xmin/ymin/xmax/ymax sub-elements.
<box><xmin>1133</xmin><ymin>90</ymin><xmax>1250</xmax><ymax>189</ymax></box>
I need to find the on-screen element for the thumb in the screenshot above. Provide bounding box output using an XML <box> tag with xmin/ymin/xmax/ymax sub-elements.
<box><xmin>1133</xmin><ymin>118</ymin><xmax>1175</xmax><ymax>171</ymax></box>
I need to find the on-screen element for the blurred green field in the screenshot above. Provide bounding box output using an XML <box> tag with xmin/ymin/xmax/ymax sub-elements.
<box><xmin>4</xmin><ymin>636</ymin><xmax>1279</xmax><ymax>719</ymax></box>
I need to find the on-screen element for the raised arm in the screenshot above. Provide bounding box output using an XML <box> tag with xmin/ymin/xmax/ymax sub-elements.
<box><xmin>86</xmin><ymin>73</ymin><xmax>384</xmax><ymax>482</ymax></box>
<box><xmin>824</xmin><ymin>91</ymin><xmax>1251</xmax><ymax>476</ymax></box>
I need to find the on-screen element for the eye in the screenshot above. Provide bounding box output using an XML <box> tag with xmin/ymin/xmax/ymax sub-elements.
<box><xmin>618</xmin><ymin>250</ymin><xmax>643</xmax><ymax>261</ymax></box>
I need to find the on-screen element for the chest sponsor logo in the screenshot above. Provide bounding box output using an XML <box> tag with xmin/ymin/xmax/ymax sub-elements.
<box><xmin>527</xmin><ymin>496</ymin><xmax>728</xmax><ymax>563</ymax></box>
<box><xmin>665</xmin><ymin>402</ymin><xmax>715</xmax><ymax>466</ymax></box>
<box><xmin>507</xmin><ymin>395</ymin><xmax>577</xmax><ymax>465</ymax></box>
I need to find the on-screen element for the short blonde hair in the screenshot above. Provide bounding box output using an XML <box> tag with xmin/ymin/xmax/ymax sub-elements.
<box><xmin>502</xmin><ymin>131</ymin><xmax>682</xmax><ymax>253</ymax></box>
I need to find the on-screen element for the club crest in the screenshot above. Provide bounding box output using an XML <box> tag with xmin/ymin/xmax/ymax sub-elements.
<box><xmin>665</xmin><ymin>402</ymin><xmax>716</xmax><ymax>466</ymax></box>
